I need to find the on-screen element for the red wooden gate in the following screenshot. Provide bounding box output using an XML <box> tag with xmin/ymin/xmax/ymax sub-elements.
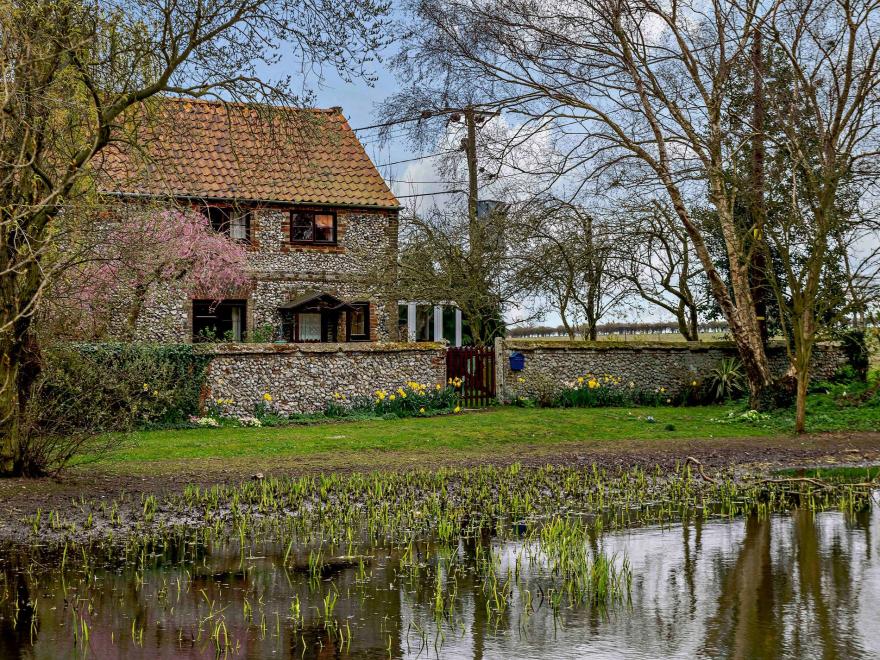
<box><xmin>446</xmin><ymin>346</ymin><xmax>496</xmax><ymax>408</ymax></box>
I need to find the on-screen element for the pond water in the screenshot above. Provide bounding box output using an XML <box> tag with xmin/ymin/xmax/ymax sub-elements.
<box><xmin>1</xmin><ymin>502</ymin><xmax>878</xmax><ymax>659</ymax></box>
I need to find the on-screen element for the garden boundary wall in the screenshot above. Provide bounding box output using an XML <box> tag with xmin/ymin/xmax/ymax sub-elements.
<box><xmin>205</xmin><ymin>342</ymin><xmax>447</xmax><ymax>415</ymax></box>
<box><xmin>494</xmin><ymin>339</ymin><xmax>849</xmax><ymax>403</ymax></box>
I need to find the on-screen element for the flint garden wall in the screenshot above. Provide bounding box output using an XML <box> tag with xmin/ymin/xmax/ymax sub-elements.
<box><xmin>495</xmin><ymin>339</ymin><xmax>848</xmax><ymax>403</ymax></box>
<box><xmin>205</xmin><ymin>342</ymin><xmax>446</xmax><ymax>415</ymax></box>
<box><xmin>202</xmin><ymin>339</ymin><xmax>849</xmax><ymax>416</ymax></box>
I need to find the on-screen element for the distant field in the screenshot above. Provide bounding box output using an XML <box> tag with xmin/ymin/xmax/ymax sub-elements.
<box><xmin>516</xmin><ymin>332</ymin><xmax>730</xmax><ymax>343</ymax></box>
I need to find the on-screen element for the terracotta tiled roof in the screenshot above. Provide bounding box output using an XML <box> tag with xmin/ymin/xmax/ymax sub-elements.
<box><xmin>97</xmin><ymin>98</ymin><xmax>399</xmax><ymax>208</ymax></box>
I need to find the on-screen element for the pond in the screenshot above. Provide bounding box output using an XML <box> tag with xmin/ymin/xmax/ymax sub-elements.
<box><xmin>1</xmin><ymin>500</ymin><xmax>878</xmax><ymax>659</ymax></box>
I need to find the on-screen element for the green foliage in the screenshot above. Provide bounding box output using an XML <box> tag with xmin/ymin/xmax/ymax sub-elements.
<box><xmin>13</xmin><ymin>342</ymin><xmax>210</xmax><ymax>475</ymax></box>
<box><xmin>708</xmin><ymin>358</ymin><xmax>746</xmax><ymax>402</ymax></box>
<box><xmin>245</xmin><ymin>324</ymin><xmax>277</xmax><ymax>343</ymax></box>
<box><xmin>327</xmin><ymin>382</ymin><xmax>460</xmax><ymax>419</ymax></box>
<box><xmin>196</xmin><ymin>327</ymin><xmax>229</xmax><ymax>342</ymax></box>
<box><xmin>835</xmin><ymin>329</ymin><xmax>870</xmax><ymax>381</ymax></box>
<box><xmin>43</xmin><ymin>343</ymin><xmax>211</xmax><ymax>429</ymax></box>
<box><xmin>555</xmin><ymin>385</ymin><xmax>670</xmax><ymax>408</ymax></box>
<box><xmin>830</xmin><ymin>364</ymin><xmax>859</xmax><ymax>384</ymax></box>
<box><xmin>522</xmin><ymin>374</ymin><xmax>704</xmax><ymax>409</ymax></box>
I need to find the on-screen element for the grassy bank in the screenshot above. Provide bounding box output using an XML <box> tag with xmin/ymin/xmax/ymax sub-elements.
<box><xmin>83</xmin><ymin>394</ymin><xmax>879</xmax><ymax>469</ymax></box>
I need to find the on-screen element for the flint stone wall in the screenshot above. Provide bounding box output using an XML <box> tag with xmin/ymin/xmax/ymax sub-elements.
<box><xmin>496</xmin><ymin>339</ymin><xmax>849</xmax><ymax>402</ymax></box>
<box><xmin>108</xmin><ymin>202</ymin><xmax>398</xmax><ymax>343</ymax></box>
<box><xmin>206</xmin><ymin>343</ymin><xmax>446</xmax><ymax>415</ymax></box>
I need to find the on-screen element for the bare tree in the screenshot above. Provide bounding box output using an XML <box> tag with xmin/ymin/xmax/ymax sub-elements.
<box><xmin>0</xmin><ymin>0</ymin><xmax>390</xmax><ymax>475</ymax></box>
<box><xmin>396</xmin><ymin>0</ymin><xmax>880</xmax><ymax>420</ymax></box>
<box><xmin>382</xmin><ymin>203</ymin><xmax>533</xmax><ymax>346</ymax></box>
<box><xmin>615</xmin><ymin>201</ymin><xmax>706</xmax><ymax>341</ymax></box>
<box><xmin>395</xmin><ymin>0</ymin><xmax>790</xmax><ymax>405</ymax></box>
<box><xmin>516</xmin><ymin>197</ymin><xmax>629</xmax><ymax>340</ymax></box>
<box><xmin>758</xmin><ymin>0</ymin><xmax>880</xmax><ymax>430</ymax></box>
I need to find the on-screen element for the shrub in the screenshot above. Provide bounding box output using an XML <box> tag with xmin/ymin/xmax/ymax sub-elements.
<box><xmin>42</xmin><ymin>342</ymin><xmax>211</xmax><ymax>428</ymax></box>
<box><xmin>831</xmin><ymin>364</ymin><xmax>860</xmax><ymax>384</ymax></box>
<box><xmin>708</xmin><ymin>358</ymin><xmax>746</xmax><ymax>402</ymax></box>
<box><xmin>8</xmin><ymin>342</ymin><xmax>213</xmax><ymax>476</ymax></box>
<box><xmin>835</xmin><ymin>329</ymin><xmax>870</xmax><ymax>382</ymax></box>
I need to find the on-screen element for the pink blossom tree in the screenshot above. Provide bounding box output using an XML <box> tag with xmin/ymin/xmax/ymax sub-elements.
<box><xmin>71</xmin><ymin>209</ymin><xmax>250</xmax><ymax>339</ymax></box>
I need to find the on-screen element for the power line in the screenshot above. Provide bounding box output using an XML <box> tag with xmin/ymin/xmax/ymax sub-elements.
<box><xmin>350</xmin><ymin>94</ymin><xmax>542</xmax><ymax>132</ymax></box>
<box><xmin>372</xmin><ymin>150</ymin><xmax>458</xmax><ymax>168</ymax></box>
<box><xmin>394</xmin><ymin>189</ymin><xmax>464</xmax><ymax>199</ymax></box>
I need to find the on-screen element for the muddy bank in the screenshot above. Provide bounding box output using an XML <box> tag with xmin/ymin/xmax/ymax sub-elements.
<box><xmin>1</xmin><ymin>431</ymin><xmax>878</xmax><ymax>545</ymax></box>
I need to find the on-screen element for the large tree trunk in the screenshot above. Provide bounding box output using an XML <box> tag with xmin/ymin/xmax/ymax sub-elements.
<box><xmin>792</xmin><ymin>309</ymin><xmax>816</xmax><ymax>434</ymax></box>
<box><xmin>0</xmin><ymin>330</ymin><xmax>30</xmax><ymax>477</ymax></box>
<box><xmin>0</xmin><ymin>299</ymin><xmax>43</xmax><ymax>476</ymax></box>
<box><xmin>794</xmin><ymin>361</ymin><xmax>809</xmax><ymax>434</ymax></box>
<box><xmin>0</xmin><ymin>339</ymin><xmax>20</xmax><ymax>475</ymax></box>
<box><xmin>664</xmin><ymin>181</ymin><xmax>774</xmax><ymax>405</ymax></box>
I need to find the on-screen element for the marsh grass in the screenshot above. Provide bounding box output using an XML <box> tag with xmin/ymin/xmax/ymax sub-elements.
<box><xmin>2</xmin><ymin>462</ymin><xmax>877</xmax><ymax>657</ymax></box>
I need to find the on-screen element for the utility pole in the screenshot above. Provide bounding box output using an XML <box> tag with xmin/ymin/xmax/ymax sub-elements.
<box><xmin>460</xmin><ymin>105</ymin><xmax>480</xmax><ymax>243</ymax></box>
<box><xmin>449</xmin><ymin>104</ymin><xmax>493</xmax><ymax>344</ymax></box>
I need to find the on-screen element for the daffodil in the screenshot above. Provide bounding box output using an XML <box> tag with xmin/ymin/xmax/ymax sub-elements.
<box><xmin>453</xmin><ymin>405</ymin><xmax>461</xmax><ymax>413</ymax></box>
<box><xmin>143</xmin><ymin>383</ymin><xmax>149</xmax><ymax>392</ymax></box>
<box><xmin>263</xmin><ymin>392</ymin><xmax>273</xmax><ymax>402</ymax></box>
<box><xmin>419</xmin><ymin>407</ymin><xmax>425</xmax><ymax>414</ymax></box>
<box><xmin>588</xmin><ymin>378</ymin><xmax>599</xmax><ymax>389</ymax></box>
<box><xmin>389</xmin><ymin>394</ymin><xmax>396</xmax><ymax>401</ymax></box>
<box><xmin>577</xmin><ymin>376</ymin><xmax>584</xmax><ymax>385</ymax></box>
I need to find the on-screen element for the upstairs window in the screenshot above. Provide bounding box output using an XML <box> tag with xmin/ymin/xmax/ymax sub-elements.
<box><xmin>202</xmin><ymin>205</ymin><xmax>251</xmax><ymax>243</ymax></box>
<box><xmin>290</xmin><ymin>210</ymin><xmax>336</xmax><ymax>244</ymax></box>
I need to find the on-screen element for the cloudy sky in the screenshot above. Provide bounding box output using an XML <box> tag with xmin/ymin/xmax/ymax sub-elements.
<box><xmin>297</xmin><ymin>59</ymin><xmax>650</xmax><ymax>329</ymax></box>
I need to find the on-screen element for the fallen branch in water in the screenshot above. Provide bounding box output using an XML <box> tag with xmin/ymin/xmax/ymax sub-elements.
<box><xmin>685</xmin><ymin>456</ymin><xmax>717</xmax><ymax>484</ymax></box>
<box><xmin>683</xmin><ymin>457</ymin><xmax>880</xmax><ymax>492</ymax></box>
<box><xmin>757</xmin><ymin>477</ymin><xmax>833</xmax><ymax>490</ymax></box>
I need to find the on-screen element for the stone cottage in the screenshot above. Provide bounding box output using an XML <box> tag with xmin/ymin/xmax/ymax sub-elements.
<box><xmin>97</xmin><ymin>97</ymin><xmax>400</xmax><ymax>343</ymax></box>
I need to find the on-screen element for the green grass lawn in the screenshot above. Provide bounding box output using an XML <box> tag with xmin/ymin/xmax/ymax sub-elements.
<box><xmin>98</xmin><ymin>405</ymin><xmax>741</xmax><ymax>463</ymax></box>
<box><xmin>88</xmin><ymin>394</ymin><xmax>878</xmax><ymax>467</ymax></box>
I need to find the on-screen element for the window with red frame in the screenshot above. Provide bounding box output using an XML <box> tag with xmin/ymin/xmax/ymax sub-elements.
<box><xmin>290</xmin><ymin>210</ymin><xmax>336</xmax><ymax>244</ymax></box>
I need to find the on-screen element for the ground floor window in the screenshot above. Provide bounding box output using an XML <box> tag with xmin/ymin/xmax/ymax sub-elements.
<box><xmin>297</xmin><ymin>313</ymin><xmax>322</xmax><ymax>341</ymax></box>
<box><xmin>279</xmin><ymin>293</ymin><xmax>372</xmax><ymax>342</ymax></box>
<box><xmin>348</xmin><ymin>303</ymin><xmax>370</xmax><ymax>341</ymax></box>
<box><xmin>193</xmin><ymin>300</ymin><xmax>246</xmax><ymax>342</ymax></box>
<box><xmin>291</xmin><ymin>311</ymin><xmax>341</xmax><ymax>342</ymax></box>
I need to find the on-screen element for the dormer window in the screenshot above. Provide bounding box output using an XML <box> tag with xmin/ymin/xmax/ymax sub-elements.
<box><xmin>201</xmin><ymin>205</ymin><xmax>251</xmax><ymax>243</ymax></box>
<box><xmin>290</xmin><ymin>210</ymin><xmax>336</xmax><ymax>245</ymax></box>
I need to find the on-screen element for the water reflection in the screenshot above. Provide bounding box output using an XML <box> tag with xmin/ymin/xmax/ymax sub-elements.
<box><xmin>1</xmin><ymin>502</ymin><xmax>878</xmax><ymax>659</ymax></box>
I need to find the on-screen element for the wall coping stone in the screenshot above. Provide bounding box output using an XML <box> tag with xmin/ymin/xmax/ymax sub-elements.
<box><xmin>202</xmin><ymin>341</ymin><xmax>446</xmax><ymax>356</ymax></box>
<box><xmin>502</xmin><ymin>339</ymin><xmax>840</xmax><ymax>352</ymax></box>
